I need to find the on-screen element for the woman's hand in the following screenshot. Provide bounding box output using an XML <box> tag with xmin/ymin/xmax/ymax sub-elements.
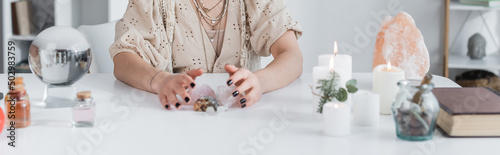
<box><xmin>153</xmin><ymin>69</ymin><xmax>204</xmax><ymax>110</ymax></box>
<box><xmin>224</xmin><ymin>64</ymin><xmax>262</xmax><ymax>108</ymax></box>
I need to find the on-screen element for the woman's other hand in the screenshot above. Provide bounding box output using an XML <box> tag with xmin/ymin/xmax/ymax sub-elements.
<box><xmin>153</xmin><ymin>69</ymin><xmax>204</xmax><ymax>110</ymax></box>
<box><xmin>224</xmin><ymin>64</ymin><xmax>262</xmax><ymax>108</ymax></box>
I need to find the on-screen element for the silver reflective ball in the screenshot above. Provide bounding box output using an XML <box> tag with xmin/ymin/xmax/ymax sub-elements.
<box><xmin>29</xmin><ymin>26</ymin><xmax>92</xmax><ymax>86</ymax></box>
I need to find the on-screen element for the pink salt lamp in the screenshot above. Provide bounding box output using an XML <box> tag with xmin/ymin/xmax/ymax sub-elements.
<box><xmin>373</xmin><ymin>12</ymin><xmax>430</xmax><ymax>79</ymax></box>
<box><xmin>0</xmin><ymin>107</ymin><xmax>4</xmax><ymax>133</ymax></box>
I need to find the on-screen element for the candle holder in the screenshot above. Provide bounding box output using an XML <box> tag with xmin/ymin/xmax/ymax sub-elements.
<box><xmin>392</xmin><ymin>79</ymin><xmax>439</xmax><ymax>141</ymax></box>
<box><xmin>312</xmin><ymin>71</ymin><xmax>358</xmax><ymax>114</ymax></box>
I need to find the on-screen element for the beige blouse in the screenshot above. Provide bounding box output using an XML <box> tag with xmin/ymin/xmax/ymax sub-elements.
<box><xmin>109</xmin><ymin>0</ymin><xmax>302</xmax><ymax>73</ymax></box>
<box><xmin>206</xmin><ymin>29</ymin><xmax>225</xmax><ymax>57</ymax></box>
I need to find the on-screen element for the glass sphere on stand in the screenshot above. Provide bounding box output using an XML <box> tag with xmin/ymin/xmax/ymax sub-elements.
<box><xmin>29</xmin><ymin>26</ymin><xmax>92</xmax><ymax>108</ymax></box>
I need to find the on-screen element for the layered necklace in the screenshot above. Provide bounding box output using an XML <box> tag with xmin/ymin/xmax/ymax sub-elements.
<box><xmin>193</xmin><ymin>0</ymin><xmax>228</xmax><ymax>26</ymax></box>
<box><xmin>193</xmin><ymin>0</ymin><xmax>228</xmax><ymax>44</ymax></box>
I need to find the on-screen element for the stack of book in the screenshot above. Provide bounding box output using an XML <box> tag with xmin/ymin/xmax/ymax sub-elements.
<box><xmin>434</xmin><ymin>87</ymin><xmax>500</xmax><ymax>137</ymax></box>
<box><xmin>11</xmin><ymin>0</ymin><xmax>34</xmax><ymax>35</ymax></box>
<box><xmin>459</xmin><ymin>0</ymin><xmax>500</xmax><ymax>7</ymax></box>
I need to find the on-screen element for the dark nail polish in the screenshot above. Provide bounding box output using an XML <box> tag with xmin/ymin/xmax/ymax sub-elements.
<box><xmin>175</xmin><ymin>103</ymin><xmax>181</xmax><ymax>108</ymax></box>
<box><xmin>190</xmin><ymin>83</ymin><xmax>195</xmax><ymax>88</ymax></box>
<box><xmin>242</xmin><ymin>104</ymin><xmax>246</xmax><ymax>108</ymax></box>
<box><xmin>185</xmin><ymin>97</ymin><xmax>190</xmax><ymax>103</ymax></box>
<box><xmin>240</xmin><ymin>98</ymin><xmax>247</xmax><ymax>104</ymax></box>
<box><xmin>232</xmin><ymin>91</ymin><xmax>239</xmax><ymax>97</ymax></box>
<box><xmin>227</xmin><ymin>80</ymin><xmax>233</xmax><ymax>86</ymax></box>
<box><xmin>165</xmin><ymin>104</ymin><xmax>170</xmax><ymax>109</ymax></box>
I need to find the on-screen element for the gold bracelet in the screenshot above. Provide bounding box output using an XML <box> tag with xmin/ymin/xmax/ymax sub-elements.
<box><xmin>150</xmin><ymin>70</ymin><xmax>163</xmax><ymax>92</ymax></box>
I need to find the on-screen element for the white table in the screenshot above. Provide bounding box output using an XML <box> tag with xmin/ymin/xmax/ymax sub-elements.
<box><xmin>0</xmin><ymin>73</ymin><xmax>498</xmax><ymax>155</ymax></box>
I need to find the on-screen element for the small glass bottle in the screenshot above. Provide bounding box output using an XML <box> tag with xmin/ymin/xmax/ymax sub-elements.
<box><xmin>72</xmin><ymin>91</ymin><xmax>95</xmax><ymax>127</ymax></box>
<box><xmin>5</xmin><ymin>77</ymin><xmax>30</xmax><ymax>128</ymax></box>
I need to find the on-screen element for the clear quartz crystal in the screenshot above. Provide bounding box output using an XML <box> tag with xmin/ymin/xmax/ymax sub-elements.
<box><xmin>72</xmin><ymin>97</ymin><xmax>95</xmax><ymax>127</ymax></box>
<box><xmin>217</xmin><ymin>85</ymin><xmax>237</xmax><ymax>111</ymax></box>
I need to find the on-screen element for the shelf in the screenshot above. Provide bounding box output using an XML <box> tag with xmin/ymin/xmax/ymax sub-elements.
<box><xmin>9</xmin><ymin>35</ymin><xmax>36</xmax><ymax>41</ymax></box>
<box><xmin>448</xmin><ymin>54</ymin><xmax>500</xmax><ymax>70</ymax></box>
<box><xmin>450</xmin><ymin>1</ymin><xmax>500</xmax><ymax>11</ymax></box>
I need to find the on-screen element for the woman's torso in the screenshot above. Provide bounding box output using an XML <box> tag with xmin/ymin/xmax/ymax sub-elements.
<box><xmin>171</xmin><ymin>0</ymin><xmax>242</xmax><ymax>73</ymax></box>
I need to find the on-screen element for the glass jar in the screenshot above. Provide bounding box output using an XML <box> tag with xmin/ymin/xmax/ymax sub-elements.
<box><xmin>4</xmin><ymin>77</ymin><xmax>30</xmax><ymax>128</ymax></box>
<box><xmin>391</xmin><ymin>80</ymin><xmax>439</xmax><ymax>141</ymax></box>
<box><xmin>72</xmin><ymin>91</ymin><xmax>95</xmax><ymax>127</ymax></box>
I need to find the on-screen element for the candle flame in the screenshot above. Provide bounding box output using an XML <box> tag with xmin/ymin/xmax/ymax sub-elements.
<box><xmin>329</xmin><ymin>56</ymin><xmax>335</xmax><ymax>72</ymax></box>
<box><xmin>387</xmin><ymin>61</ymin><xmax>392</xmax><ymax>70</ymax></box>
<box><xmin>334</xmin><ymin>41</ymin><xmax>338</xmax><ymax>56</ymax></box>
<box><xmin>334</xmin><ymin>104</ymin><xmax>338</xmax><ymax>109</ymax></box>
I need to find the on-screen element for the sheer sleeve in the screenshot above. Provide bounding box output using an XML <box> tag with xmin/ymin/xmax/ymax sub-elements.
<box><xmin>245</xmin><ymin>0</ymin><xmax>302</xmax><ymax>56</ymax></box>
<box><xmin>109</xmin><ymin>0</ymin><xmax>172</xmax><ymax>72</ymax></box>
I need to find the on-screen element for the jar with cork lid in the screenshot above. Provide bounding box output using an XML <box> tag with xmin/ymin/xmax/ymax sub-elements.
<box><xmin>4</xmin><ymin>77</ymin><xmax>30</xmax><ymax>128</ymax></box>
<box><xmin>72</xmin><ymin>91</ymin><xmax>95</xmax><ymax>127</ymax></box>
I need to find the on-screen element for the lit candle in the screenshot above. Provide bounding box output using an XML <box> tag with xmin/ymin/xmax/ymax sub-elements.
<box><xmin>323</xmin><ymin>102</ymin><xmax>351</xmax><ymax>136</ymax></box>
<box><xmin>312</xmin><ymin>56</ymin><xmax>335</xmax><ymax>117</ymax></box>
<box><xmin>373</xmin><ymin>61</ymin><xmax>405</xmax><ymax>115</ymax></box>
<box><xmin>318</xmin><ymin>41</ymin><xmax>352</xmax><ymax>86</ymax></box>
<box><xmin>353</xmin><ymin>90</ymin><xmax>380</xmax><ymax>126</ymax></box>
<box><xmin>329</xmin><ymin>55</ymin><xmax>334</xmax><ymax>72</ymax></box>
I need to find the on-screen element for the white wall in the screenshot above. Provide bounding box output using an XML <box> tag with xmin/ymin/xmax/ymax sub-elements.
<box><xmin>108</xmin><ymin>0</ymin><xmax>128</xmax><ymax>22</ymax></box>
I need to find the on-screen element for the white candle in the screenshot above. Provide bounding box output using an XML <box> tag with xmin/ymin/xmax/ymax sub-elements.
<box><xmin>373</xmin><ymin>62</ymin><xmax>405</xmax><ymax>115</ymax></box>
<box><xmin>318</xmin><ymin>42</ymin><xmax>352</xmax><ymax>86</ymax></box>
<box><xmin>353</xmin><ymin>90</ymin><xmax>380</xmax><ymax>126</ymax></box>
<box><xmin>323</xmin><ymin>102</ymin><xmax>351</xmax><ymax>136</ymax></box>
<box><xmin>312</xmin><ymin>66</ymin><xmax>330</xmax><ymax>115</ymax></box>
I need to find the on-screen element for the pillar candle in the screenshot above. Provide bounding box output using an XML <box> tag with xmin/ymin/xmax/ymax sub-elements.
<box><xmin>353</xmin><ymin>90</ymin><xmax>380</xmax><ymax>126</ymax></box>
<box><xmin>323</xmin><ymin>102</ymin><xmax>350</xmax><ymax>136</ymax></box>
<box><xmin>312</xmin><ymin>66</ymin><xmax>330</xmax><ymax>93</ymax></box>
<box><xmin>318</xmin><ymin>54</ymin><xmax>352</xmax><ymax>86</ymax></box>
<box><xmin>318</xmin><ymin>41</ymin><xmax>352</xmax><ymax>87</ymax></box>
<box><xmin>373</xmin><ymin>62</ymin><xmax>405</xmax><ymax>115</ymax></box>
<box><xmin>312</xmin><ymin>66</ymin><xmax>330</xmax><ymax>116</ymax></box>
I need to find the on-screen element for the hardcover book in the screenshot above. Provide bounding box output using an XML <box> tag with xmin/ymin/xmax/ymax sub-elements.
<box><xmin>433</xmin><ymin>87</ymin><xmax>500</xmax><ymax>137</ymax></box>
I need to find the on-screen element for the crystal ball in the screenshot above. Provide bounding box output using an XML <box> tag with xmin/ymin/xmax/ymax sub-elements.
<box><xmin>29</xmin><ymin>26</ymin><xmax>92</xmax><ymax>86</ymax></box>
